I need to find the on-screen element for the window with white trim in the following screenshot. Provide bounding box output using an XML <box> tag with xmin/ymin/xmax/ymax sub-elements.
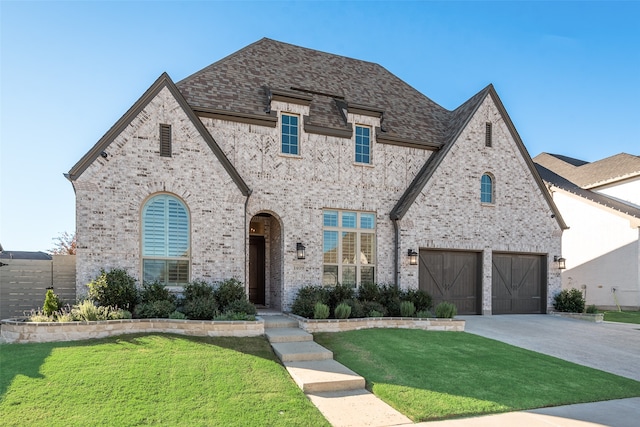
<box><xmin>142</xmin><ymin>194</ymin><xmax>189</xmax><ymax>285</ymax></box>
<box><xmin>481</xmin><ymin>174</ymin><xmax>494</xmax><ymax>204</ymax></box>
<box><xmin>281</xmin><ymin>113</ymin><xmax>299</xmax><ymax>155</ymax></box>
<box><xmin>323</xmin><ymin>210</ymin><xmax>376</xmax><ymax>287</ymax></box>
<box><xmin>355</xmin><ymin>125</ymin><xmax>371</xmax><ymax>164</ymax></box>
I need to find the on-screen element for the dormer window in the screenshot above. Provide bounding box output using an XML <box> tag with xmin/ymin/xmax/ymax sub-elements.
<box><xmin>281</xmin><ymin>113</ymin><xmax>299</xmax><ymax>155</ymax></box>
<box><xmin>355</xmin><ymin>125</ymin><xmax>371</xmax><ymax>164</ymax></box>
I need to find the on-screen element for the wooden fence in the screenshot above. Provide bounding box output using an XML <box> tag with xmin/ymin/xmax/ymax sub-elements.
<box><xmin>0</xmin><ymin>255</ymin><xmax>76</xmax><ymax>319</ymax></box>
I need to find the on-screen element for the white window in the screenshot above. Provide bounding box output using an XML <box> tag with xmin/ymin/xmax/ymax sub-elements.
<box><xmin>323</xmin><ymin>210</ymin><xmax>376</xmax><ymax>287</ymax></box>
<box><xmin>142</xmin><ymin>194</ymin><xmax>190</xmax><ymax>285</ymax></box>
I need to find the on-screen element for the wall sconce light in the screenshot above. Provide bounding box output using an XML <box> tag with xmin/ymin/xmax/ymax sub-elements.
<box><xmin>408</xmin><ymin>249</ymin><xmax>418</xmax><ymax>266</ymax></box>
<box><xmin>554</xmin><ymin>256</ymin><xmax>566</xmax><ymax>270</ymax></box>
<box><xmin>296</xmin><ymin>243</ymin><xmax>306</xmax><ymax>260</ymax></box>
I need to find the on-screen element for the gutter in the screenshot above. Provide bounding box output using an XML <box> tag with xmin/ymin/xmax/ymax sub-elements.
<box><xmin>244</xmin><ymin>190</ymin><xmax>253</xmax><ymax>288</ymax></box>
<box><xmin>393</xmin><ymin>218</ymin><xmax>400</xmax><ymax>287</ymax></box>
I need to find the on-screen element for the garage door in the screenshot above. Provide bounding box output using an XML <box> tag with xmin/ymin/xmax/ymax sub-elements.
<box><xmin>492</xmin><ymin>253</ymin><xmax>546</xmax><ymax>314</ymax></box>
<box><xmin>419</xmin><ymin>250</ymin><xmax>481</xmax><ymax>315</ymax></box>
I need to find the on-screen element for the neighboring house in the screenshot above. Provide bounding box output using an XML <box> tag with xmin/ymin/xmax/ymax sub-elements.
<box><xmin>67</xmin><ymin>38</ymin><xmax>565</xmax><ymax>314</ymax></box>
<box><xmin>534</xmin><ymin>153</ymin><xmax>640</xmax><ymax>310</ymax></box>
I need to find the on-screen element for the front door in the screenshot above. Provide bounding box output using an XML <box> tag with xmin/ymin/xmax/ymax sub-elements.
<box><xmin>249</xmin><ymin>236</ymin><xmax>265</xmax><ymax>305</ymax></box>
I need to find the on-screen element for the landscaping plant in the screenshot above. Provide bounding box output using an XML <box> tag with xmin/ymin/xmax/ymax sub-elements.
<box><xmin>314</xmin><ymin>302</ymin><xmax>330</xmax><ymax>319</ymax></box>
<box><xmin>42</xmin><ymin>288</ymin><xmax>61</xmax><ymax>316</ymax></box>
<box><xmin>434</xmin><ymin>301</ymin><xmax>457</xmax><ymax>318</ymax></box>
<box><xmin>553</xmin><ymin>288</ymin><xmax>585</xmax><ymax>313</ymax></box>
<box><xmin>334</xmin><ymin>302</ymin><xmax>352</xmax><ymax>319</ymax></box>
<box><xmin>400</xmin><ymin>300</ymin><xmax>416</xmax><ymax>317</ymax></box>
<box><xmin>87</xmin><ymin>268</ymin><xmax>138</xmax><ymax>310</ymax></box>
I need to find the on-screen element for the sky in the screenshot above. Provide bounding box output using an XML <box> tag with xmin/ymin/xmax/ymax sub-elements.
<box><xmin>1</xmin><ymin>0</ymin><xmax>639</xmax><ymax>252</ymax></box>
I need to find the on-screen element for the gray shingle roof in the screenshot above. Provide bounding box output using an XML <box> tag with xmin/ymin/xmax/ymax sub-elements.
<box><xmin>0</xmin><ymin>251</ymin><xmax>52</xmax><ymax>260</ymax></box>
<box><xmin>534</xmin><ymin>152</ymin><xmax>640</xmax><ymax>189</ymax></box>
<box><xmin>177</xmin><ymin>38</ymin><xmax>452</xmax><ymax>147</ymax></box>
<box><xmin>535</xmin><ymin>163</ymin><xmax>640</xmax><ymax>220</ymax></box>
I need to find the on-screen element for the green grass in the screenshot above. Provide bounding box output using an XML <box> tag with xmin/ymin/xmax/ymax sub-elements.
<box><xmin>0</xmin><ymin>334</ymin><xmax>329</xmax><ymax>427</ymax></box>
<box><xmin>603</xmin><ymin>310</ymin><xmax>640</xmax><ymax>324</ymax></box>
<box><xmin>314</xmin><ymin>329</ymin><xmax>640</xmax><ymax>422</ymax></box>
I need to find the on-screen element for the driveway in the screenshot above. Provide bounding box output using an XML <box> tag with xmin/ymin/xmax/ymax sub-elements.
<box><xmin>459</xmin><ymin>314</ymin><xmax>640</xmax><ymax>382</ymax></box>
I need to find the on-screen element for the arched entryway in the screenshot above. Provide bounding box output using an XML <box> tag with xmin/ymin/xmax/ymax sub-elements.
<box><xmin>248</xmin><ymin>212</ymin><xmax>283</xmax><ymax>310</ymax></box>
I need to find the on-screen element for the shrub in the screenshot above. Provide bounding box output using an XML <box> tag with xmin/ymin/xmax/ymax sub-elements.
<box><xmin>379</xmin><ymin>284</ymin><xmax>402</xmax><ymax>316</ymax></box>
<box><xmin>313</xmin><ymin>302</ymin><xmax>330</xmax><ymax>319</ymax></box>
<box><xmin>183</xmin><ymin>280</ymin><xmax>215</xmax><ymax>301</ymax></box>
<box><xmin>134</xmin><ymin>300</ymin><xmax>176</xmax><ymax>318</ymax></box>
<box><xmin>357</xmin><ymin>282</ymin><xmax>380</xmax><ymax>302</ymax></box>
<box><xmin>361</xmin><ymin>301</ymin><xmax>387</xmax><ymax>317</ymax></box>
<box><xmin>291</xmin><ymin>285</ymin><xmax>329</xmax><ymax>318</ymax></box>
<box><xmin>553</xmin><ymin>288</ymin><xmax>585</xmax><ymax>313</ymax></box>
<box><xmin>28</xmin><ymin>310</ymin><xmax>53</xmax><ymax>322</ymax></box>
<box><xmin>183</xmin><ymin>296</ymin><xmax>218</xmax><ymax>320</ymax></box>
<box><xmin>215</xmin><ymin>278</ymin><xmax>246</xmax><ymax>311</ymax></box>
<box><xmin>435</xmin><ymin>302</ymin><xmax>457</xmax><ymax>318</ymax></box>
<box><xmin>169</xmin><ymin>311</ymin><xmax>187</xmax><ymax>320</ymax></box>
<box><xmin>586</xmin><ymin>304</ymin><xmax>598</xmax><ymax>314</ymax></box>
<box><xmin>214</xmin><ymin>312</ymin><xmax>256</xmax><ymax>321</ymax></box>
<box><xmin>139</xmin><ymin>281</ymin><xmax>175</xmax><ymax>304</ymax></box>
<box><xmin>334</xmin><ymin>302</ymin><xmax>352</xmax><ymax>319</ymax></box>
<box><xmin>43</xmin><ymin>289</ymin><xmax>61</xmax><ymax>317</ymax></box>
<box><xmin>328</xmin><ymin>283</ymin><xmax>354</xmax><ymax>312</ymax></box>
<box><xmin>87</xmin><ymin>269</ymin><xmax>138</xmax><ymax>310</ymax></box>
<box><xmin>225</xmin><ymin>299</ymin><xmax>257</xmax><ymax>316</ymax></box>
<box><xmin>416</xmin><ymin>310</ymin><xmax>433</xmax><ymax>318</ymax></box>
<box><xmin>404</xmin><ymin>289</ymin><xmax>432</xmax><ymax>312</ymax></box>
<box><xmin>108</xmin><ymin>309</ymin><xmax>132</xmax><ymax>320</ymax></box>
<box><xmin>400</xmin><ymin>301</ymin><xmax>416</xmax><ymax>317</ymax></box>
<box><xmin>71</xmin><ymin>300</ymin><xmax>108</xmax><ymax>321</ymax></box>
<box><xmin>345</xmin><ymin>299</ymin><xmax>365</xmax><ymax>318</ymax></box>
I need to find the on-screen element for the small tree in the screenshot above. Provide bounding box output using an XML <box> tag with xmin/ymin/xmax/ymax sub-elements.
<box><xmin>50</xmin><ymin>231</ymin><xmax>76</xmax><ymax>255</ymax></box>
<box><xmin>43</xmin><ymin>288</ymin><xmax>61</xmax><ymax>316</ymax></box>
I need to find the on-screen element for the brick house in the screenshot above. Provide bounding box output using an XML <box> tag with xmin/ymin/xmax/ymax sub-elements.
<box><xmin>67</xmin><ymin>38</ymin><xmax>565</xmax><ymax>314</ymax></box>
<box><xmin>535</xmin><ymin>153</ymin><xmax>640</xmax><ymax>309</ymax></box>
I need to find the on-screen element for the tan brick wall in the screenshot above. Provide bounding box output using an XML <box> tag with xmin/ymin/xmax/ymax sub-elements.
<box><xmin>73</xmin><ymin>87</ymin><xmax>246</xmax><ymax>294</ymax></box>
<box><xmin>401</xmin><ymin>97</ymin><xmax>562</xmax><ymax>312</ymax></box>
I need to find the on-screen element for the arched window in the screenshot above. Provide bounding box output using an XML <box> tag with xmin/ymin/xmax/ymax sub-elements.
<box><xmin>142</xmin><ymin>194</ymin><xmax>190</xmax><ymax>285</ymax></box>
<box><xmin>481</xmin><ymin>174</ymin><xmax>494</xmax><ymax>204</ymax></box>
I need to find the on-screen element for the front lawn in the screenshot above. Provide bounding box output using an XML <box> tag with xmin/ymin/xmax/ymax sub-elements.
<box><xmin>0</xmin><ymin>334</ymin><xmax>329</xmax><ymax>427</ymax></box>
<box><xmin>314</xmin><ymin>329</ymin><xmax>640</xmax><ymax>422</ymax></box>
<box><xmin>604</xmin><ymin>310</ymin><xmax>640</xmax><ymax>324</ymax></box>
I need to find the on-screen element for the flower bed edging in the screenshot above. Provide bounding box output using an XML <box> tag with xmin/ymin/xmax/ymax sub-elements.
<box><xmin>0</xmin><ymin>317</ymin><xmax>264</xmax><ymax>344</ymax></box>
<box><xmin>286</xmin><ymin>314</ymin><xmax>465</xmax><ymax>333</ymax></box>
<box><xmin>550</xmin><ymin>312</ymin><xmax>604</xmax><ymax>323</ymax></box>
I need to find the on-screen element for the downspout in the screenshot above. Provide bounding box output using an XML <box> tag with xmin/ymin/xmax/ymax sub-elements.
<box><xmin>393</xmin><ymin>218</ymin><xmax>400</xmax><ymax>288</ymax></box>
<box><xmin>244</xmin><ymin>191</ymin><xmax>252</xmax><ymax>288</ymax></box>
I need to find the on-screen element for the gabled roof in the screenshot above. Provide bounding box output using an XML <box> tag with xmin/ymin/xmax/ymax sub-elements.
<box><xmin>0</xmin><ymin>251</ymin><xmax>52</xmax><ymax>260</ymax></box>
<box><xmin>390</xmin><ymin>85</ymin><xmax>567</xmax><ymax>230</ymax></box>
<box><xmin>66</xmin><ymin>73</ymin><xmax>251</xmax><ymax>196</ymax></box>
<box><xmin>177</xmin><ymin>38</ymin><xmax>450</xmax><ymax>148</ymax></box>
<box><xmin>535</xmin><ymin>163</ymin><xmax>640</xmax><ymax>222</ymax></box>
<box><xmin>535</xmin><ymin>152</ymin><xmax>640</xmax><ymax>189</ymax></box>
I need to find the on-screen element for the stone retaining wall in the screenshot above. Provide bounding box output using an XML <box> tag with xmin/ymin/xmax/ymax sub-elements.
<box><xmin>0</xmin><ymin>318</ymin><xmax>264</xmax><ymax>344</ymax></box>
<box><xmin>288</xmin><ymin>315</ymin><xmax>465</xmax><ymax>333</ymax></box>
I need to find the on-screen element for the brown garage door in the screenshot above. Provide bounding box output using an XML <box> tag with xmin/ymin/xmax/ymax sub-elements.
<box><xmin>419</xmin><ymin>250</ymin><xmax>481</xmax><ymax>315</ymax></box>
<box><xmin>492</xmin><ymin>253</ymin><xmax>546</xmax><ymax>314</ymax></box>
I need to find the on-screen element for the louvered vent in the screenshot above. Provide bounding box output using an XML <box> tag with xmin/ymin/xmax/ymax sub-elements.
<box><xmin>160</xmin><ymin>124</ymin><xmax>172</xmax><ymax>157</ymax></box>
<box><xmin>485</xmin><ymin>122</ymin><xmax>492</xmax><ymax>147</ymax></box>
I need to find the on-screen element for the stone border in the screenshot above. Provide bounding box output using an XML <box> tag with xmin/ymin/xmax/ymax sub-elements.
<box><xmin>0</xmin><ymin>318</ymin><xmax>264</xmax><ymax>344</ymax></box>
<box><xmin>550</xmin><ymin>312</ymin><xmax>604</xmax><ymax>323</ymax></box>
<box><xmin>286</xmin><ymin>314</ymin><xmax>465</xmax><ymax>333</ymax></box>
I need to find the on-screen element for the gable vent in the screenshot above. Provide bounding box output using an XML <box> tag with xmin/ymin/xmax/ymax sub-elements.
<box><xmin>485</xmin><ymin>122</ymin><xmax>492</xmax><ymax>147</ymax></box>
<box><xmin>160</xmin><ymin>124</ymin><xmax>172</xmax><ymax>157</ymax></box>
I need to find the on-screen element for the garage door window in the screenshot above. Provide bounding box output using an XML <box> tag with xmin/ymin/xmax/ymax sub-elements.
<box><xmin>323</xmin><ymin>210</ymin><xmax>375</xmax><ymax>287</ymax></box>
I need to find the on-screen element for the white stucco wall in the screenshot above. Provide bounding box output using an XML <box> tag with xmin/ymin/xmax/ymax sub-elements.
<box><xmin>593</xmin><ymin>176</ymin><xmax>640</xmax><ymax>207</ymax></box>
<box><xmin>552</xmin><ymin>190</ymin><xmax>640</xmax><ymax>309</ymax></box>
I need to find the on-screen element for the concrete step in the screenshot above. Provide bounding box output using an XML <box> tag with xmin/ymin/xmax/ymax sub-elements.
<box><xmin>284</xmin><ymin>359</ymin><xmax>366</xmax><ymax>393</ymax></box>
<box><xmin>271</xmin><ymin>341</ymin><xmax>333</xmax><ymax>362</ymax></box>
<box><xmin>306</xmin><ymin>389</ymin><xmax>412</xmax><ymax>427</ymax></box>
<box><xmin>263</xmin><ymin>315</ymin><xmax>298</xmax><ymax>329</ymax></box>
<box><xmin>265</xmin><ymin>327</ymin><xmax>313</xmax><ymax>343</ymax></box>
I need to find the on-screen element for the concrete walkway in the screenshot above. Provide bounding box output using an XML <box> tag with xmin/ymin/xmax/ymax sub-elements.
<box><xmin>262</xmin><ymin>313</ymin><xmax>640</xmax><ymax>427</ymax></box>
<box><xmin>263</xmin><ymin>314</ymin><xmax>411</xmax><ymax>427</ymax></box>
